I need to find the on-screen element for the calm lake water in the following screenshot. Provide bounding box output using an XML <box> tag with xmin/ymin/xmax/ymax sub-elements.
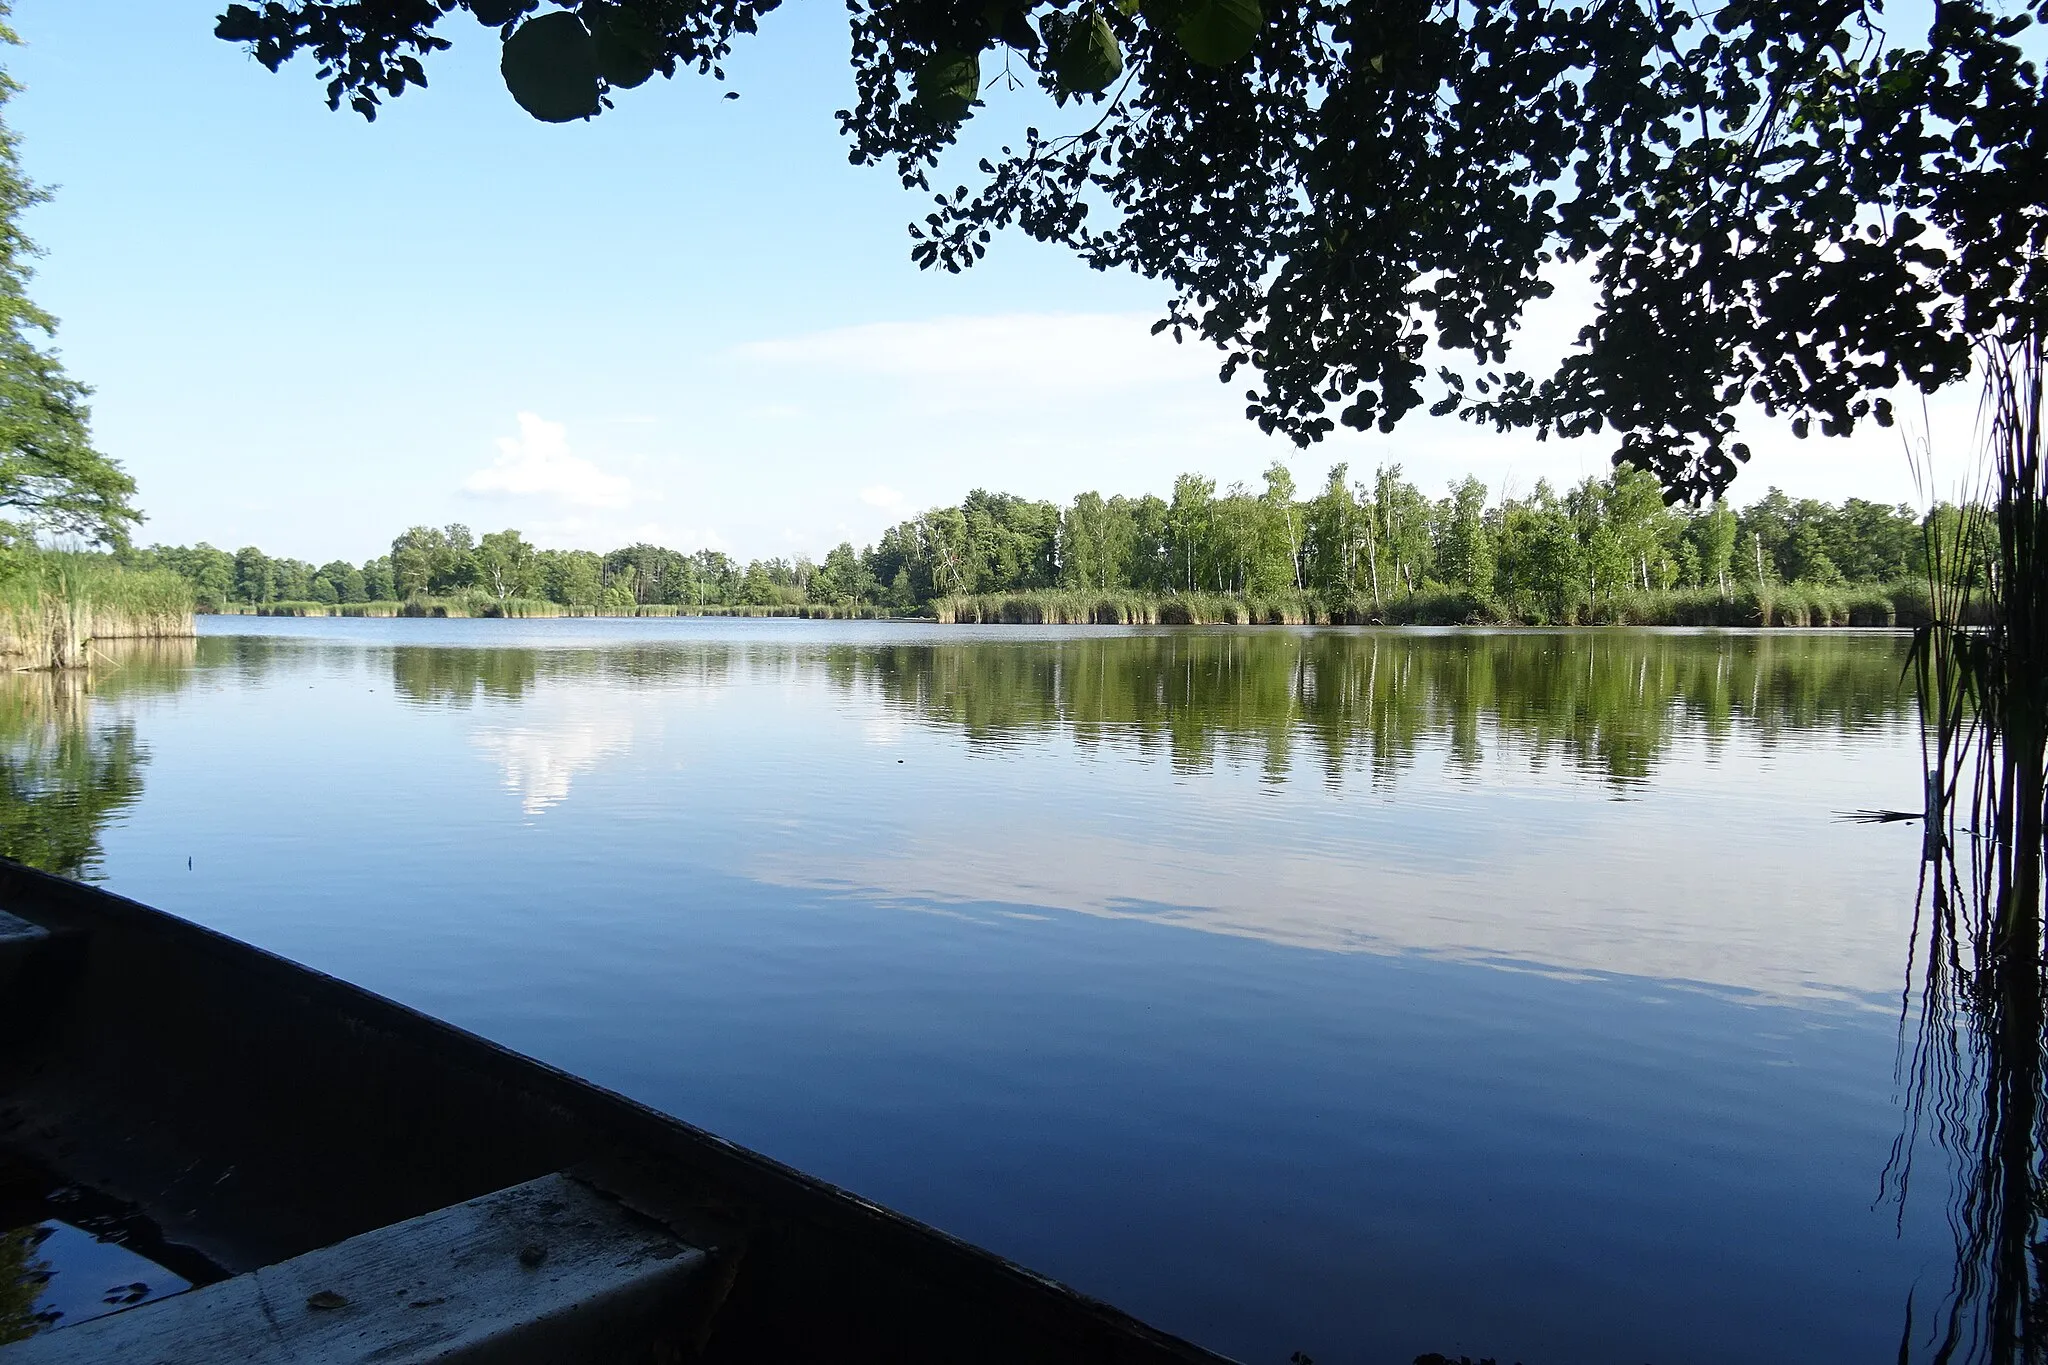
<box><xmin>7</xmin><ymin>619</ymin><xmax>1952</xmax><ymax>1363</ymax></box>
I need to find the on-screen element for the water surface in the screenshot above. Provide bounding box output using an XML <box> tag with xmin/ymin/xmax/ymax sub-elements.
<box><xmin>6</xmin><ymin>620</ymin><xmax>1948</xmax><ymax>1363</ymax></box>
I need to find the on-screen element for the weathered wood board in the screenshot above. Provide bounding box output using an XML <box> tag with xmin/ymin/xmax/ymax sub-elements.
<box><xmin>0</xmin><ymin>1172</ymin><xmax>706</xmax><ymax>1365</ymax></box>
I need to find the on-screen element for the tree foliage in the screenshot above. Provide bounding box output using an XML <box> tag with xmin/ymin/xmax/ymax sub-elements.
<box><xmin>137</xmin><ymin>470</ymin><xmax>1949</xmax><ymax>623</ymax></box>
<box><xmin>0</xmin><ymin>13</ymin><xmax>136</xmax><ymax>547</ymax></box>
<box><xmin>213</xmin><ymin>0</ymin><xmax>2044</xmax><ymax>502</ymax></box>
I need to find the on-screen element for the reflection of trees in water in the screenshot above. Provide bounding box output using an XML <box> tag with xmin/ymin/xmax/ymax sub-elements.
<box><xmin>380</xmin><ymin>646</ymin><xmax>733</xmax><ymax>707</ymax></box>
<box><xmin>389</xmin><ymin>648</ymin><xmax>540</xmax><ymax>706</ymax></box>
<box><xmin>191</xmin><ymin>637</ymin><xmax>740</xmax><ymax>707</ymax></box>
<box><xmin>0</xmin><ymin>1224</ymin><xmax>55</xmax><ymax>1344</ymax></box>
<box><xmin>0</xmin><ymin>643</ymin><xmax>186</xmax><ymax>880</ymax></box>
<box><xmin>344</xmin><ymin>631</ymin><xmax>1912</xmax><ymax>787</ymax></box>
<box><xmin>849</xmin><ymin>632</ymin><xmax>1914</xmax><ymax>786</ymax></box>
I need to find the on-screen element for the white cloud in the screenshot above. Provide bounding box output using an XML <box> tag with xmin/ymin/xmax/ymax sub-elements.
<box><xmin>858</xmin><ymin>484</ymin><xmax>905</xmax><ymax>509</ymax></box>
<box><xmin>463</xmin><ymin>412</ymin><xmax>633</xmax><ymax>509</ymax></box>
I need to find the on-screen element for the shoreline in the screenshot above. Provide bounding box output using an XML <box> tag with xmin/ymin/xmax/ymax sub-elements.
<box><xmin>205</xmin><ymin>580</ymin><xmax>1953</xmax><ymax>630</ymax></box>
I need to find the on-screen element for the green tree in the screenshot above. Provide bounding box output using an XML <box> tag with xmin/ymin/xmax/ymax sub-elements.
<box><xmin>391</xmin><ymin>524</ymin><xmax>479</xmax><ymax>596</ymax></box>
<box><xmin>540</xmin><ymin>549</ymin><xmax>602</xmax><ymax>607</ymax></box>
<box><xmin>1166</xmin><ymin>474</ymin><xmax>1216</xmax><ymax>594</ymax></box>
<box><xmin>232</xmin><ymin>546</ymin><xmax>273</xmax><ymax>604</ymax></box>
<box><xmin>1060</xmin><ymin>491</ymin><xmax>1115</xmax><ymax>592</ymax></box>
<box><xmin>1123</xmin><ymin>495</ymin><xmax>1171</xmax><ymax>593</ymax></box>
<box><xmin>602</xmin><ymin>562</ymin><xmax>639</xmax><ymax>612</ymax></box>
<box><xmin>1513</xmin><ymin>481</ymin><xmax>1586</xmax><ymax>617</ymax></box>
<box><xmin>1690</xmin><ymin>501</ymin><xmax>1739</xmax><ymax>597</ymax></box>
<box><xmin>1435</xmin><ymin>477</ymin><xmax>1495</xmax><ymax>597</ymax></box>
<box><xmin>1603</xmin><ymin>468</ymin><xmax>1679</xmax><ymax>593</ymax></box>
<box><xmin>272</xmin><ymin>557</ymin><xmax>312</xmax><ymax>601</ymax></box>
<box><xmin>1739</xmin><ymin>491</ymin><xmax>1797</xmax><ymax>585</ymax></box>
<box><xmin>315</xmin><ymin>559</ymin><xmax>358</xmax><ymax>601</ymax></box>
<box><xmin>390</xmin><ymin>527</ymin><xmax>434</xmax><ymax>597</ymax></box>
<box><xmin>604</xmin><ymin>542</ymin><xmax>690</xmax><ymax>603</ymax></box>
<box><xmin>1365</xmin><ymin>466</ymin><xmax>1431</xmax><ymax>600</ymax></box>
<box><xmin>0</xmin><ymin>19</ymin><xmax>137</xmax><ymax>546</ymax></box>
<box><xmin>1258</xmin><ymin>463</ymin><xmax>1303</xmax><ymax>595</ymax></box>
<box><xmin>1827</xmin><ymin>500</ymin><xmax>1920</xmax><ymax>584</ymax></box>
<box><xmin>813</xmin><ymin>541</ymin><xmax>876</xmax><ymax>604</ymax></box>
<box><xmin>477</xmin><ymin>527</ymin><xmax>539</xmax><ymax>600</ymax></box>
<box><xmin>134</xmin><ymin>541</ymin><xmax>234</xmax><ymax>609</ymax></box>
<box><xmin>1302</xmin><ymin>465</ymin><xmax>1360</xmax><ymax>604</ymax></box>
<box><xmin>433</xmin><ymin>524</ymin><xmax>477</xmax><ymax>592</ymax></box>
<box><xmin>689</xmin><ymin>549</ymin><xmax>739</xmax><ymax>605</ymax></box>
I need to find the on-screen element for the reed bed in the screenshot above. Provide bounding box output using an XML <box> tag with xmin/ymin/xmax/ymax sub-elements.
<box><xmin>210</xmin><ymin>598</ymin><xmax>891</xmax><ymax>620</ymax></box>
<box><xmin>0</xmin><ymin>556</ymin><xmax>195</xmax><ymax>669</ymax></box>
<box><xmin>204</xmin><ymin>585</ymin><xmax>1937</xmax><ymax>629</ymax></box>
<box><xmin>934</xmin><ymin>590</ymin><xmax>1321</xmax><ymax>625</ymax></box>
<box><xmin>617</xmin><ymin>603</ymin><xmax>888</xmax><ymax>619</ymax></box>
<box><xmin>216</xmin><ymin>601</ymin><xmax>408</xmax><ymax>618</ymax></box>
<box><xmin>400</xmin><ymin>596</ymin><xmax>567</xmax><ymax>618</ymax></box>
<box><xmin>932</xmin><ymin>584</ymin><xmax>1931</xmax><ymax>628</ymax></box>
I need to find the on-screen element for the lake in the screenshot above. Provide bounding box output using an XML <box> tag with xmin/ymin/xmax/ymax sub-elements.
<box><xmin>3</xmin><ymin>619</ymin><xmax>1951</xmax><ymax>1363</ymax></box>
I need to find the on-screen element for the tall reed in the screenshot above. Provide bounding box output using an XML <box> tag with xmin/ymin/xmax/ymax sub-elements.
<box><xmin>1892</xmin><ymin>334</ymin><xmax>2048</xmax><ymax>1364</ymax></box>
<box><xmin>0</xmin><ymin>554</ymin><xmax>195</xmax><ymax>669</ymax></box>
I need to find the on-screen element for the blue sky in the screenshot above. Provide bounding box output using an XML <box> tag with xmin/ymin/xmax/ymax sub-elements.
<box><xmin>10</xmin><ymin>1</ymin><xmax>1974</xmax><ymax>563</ymax></box>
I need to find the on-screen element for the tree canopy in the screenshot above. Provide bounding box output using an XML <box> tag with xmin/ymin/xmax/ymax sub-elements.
<box><xmin>214</xmin><ymin>0</ymin><xmax>2045</xmax><ymax>503</ymax></box>
<box><xmin>0</xmin><ymin>13</ymin><xmax>137</xmax><ymax>548</ymax></box>
<box><xmin>137</xmin><ymin>465</ymin><xmax>1955</xmax><ymax>625</ymax></box>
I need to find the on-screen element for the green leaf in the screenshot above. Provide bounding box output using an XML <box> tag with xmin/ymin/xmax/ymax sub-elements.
<box><xmin>500</xmin><ymin>11</ymin><xmax>601</xmax><ymax>122</ymax></box>
<box><xmin>1049</xmin><ymin>12</ymin><xmax>1122</xmax><ymax>95</ymax></box>
<box><xmin>914</xmin><ymin>49</ymin><xmax>982</xmax><ymax>121</ymax></box>
<box><xmin>1171</xmin><ymin>0</ymin><xmax>1261</xmax><ymax>66</ymax></box>
<box><xmin>587</xmin><ymin>4</ymin><xmax>658</xmax><ymax>88</ymax></box>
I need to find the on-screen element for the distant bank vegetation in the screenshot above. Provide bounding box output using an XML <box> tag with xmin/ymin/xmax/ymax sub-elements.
<box><xmin>133</xmin><ymin>465</ymin><xmax>1978</xmax><ymax>628</ymax></box>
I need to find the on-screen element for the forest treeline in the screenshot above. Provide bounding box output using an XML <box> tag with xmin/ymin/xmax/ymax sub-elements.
<box><xmin>128</xmin><ymin>464</ymin><xmax>1973</xmax><ymax>623</ymax></box>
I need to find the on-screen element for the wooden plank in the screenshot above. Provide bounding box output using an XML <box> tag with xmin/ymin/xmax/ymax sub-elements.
<box><xmin>0</xmin><ymin>1172</ymin><xmax>707</xmax><ymax>1365</ymax></box>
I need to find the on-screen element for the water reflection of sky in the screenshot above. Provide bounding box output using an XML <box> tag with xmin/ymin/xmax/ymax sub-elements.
<box><xmin>77</xmin><ymin>618</ymin><xmax>1938</xmax><ymax>1365</ymax></box>
<box><xmin>469</xmin><ymin>710</ymin><xmax>645</xmax><ymax>815</ymax></box>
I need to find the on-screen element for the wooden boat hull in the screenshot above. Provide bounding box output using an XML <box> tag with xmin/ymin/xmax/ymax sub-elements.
<box><xmin>0</xmin><ymin>860</ymin><xmax>1234</xmax><ymax>1362</ymax></box>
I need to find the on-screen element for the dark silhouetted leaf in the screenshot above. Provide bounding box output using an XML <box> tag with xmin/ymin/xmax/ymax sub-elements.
<box><xmin>588</xmin><ymin>3</ymin><xmax>657</xmax><ymax>88</ymax></box>
<box><xmin>500</xmin><ymin>11</ymin><xmax>600</xmax><ymax>122</ymax></box>
<box><xmin>214</xmin><ymin>4</ymin><xmax>264</xmax><ymax>41</ymax></box>
<box><xmin>467</xmin><ymin>0</ymin><xmax>535</xmax><ymax>25</ymax></box>
<box><xmin>1000</xmin><ymin>9</ymin><xmax>1039</xmax><ymax>52</ymax></box>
